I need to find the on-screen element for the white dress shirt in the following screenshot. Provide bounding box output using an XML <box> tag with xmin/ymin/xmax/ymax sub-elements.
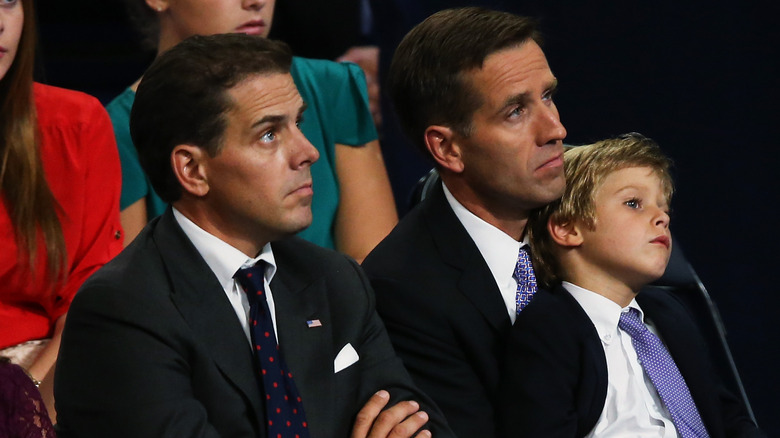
<box><xmin>563</xmin><ymin>281</ymin><xmax>680</xmax><ymax>437</ymax></box>
<box><xmin>443</xmin><ymin>183</ymin><xmax>526</xmax><ymax>323</ymax></box>
<box><xmin>173</xmin><ymin>207</ymin><xmax>279</xmax><ymax>346</ymax></box>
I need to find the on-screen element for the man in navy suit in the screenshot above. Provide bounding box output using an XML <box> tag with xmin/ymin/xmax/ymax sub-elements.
<box><xmin>54</xmin><ymin>34</ymin><xmax>453</xmax><ymax>438</ymax></box>
<box><xmin>362</xmin><ymin>8</ymin><xmax>567</xmax><ymax>437</ymax></box>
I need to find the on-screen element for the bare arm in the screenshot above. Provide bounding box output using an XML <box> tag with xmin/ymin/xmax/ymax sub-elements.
<box><xmin>333</xmin><ymin>140</ymin><xmax>397</xmax><ymax>263</ymax></box>
<box><xmin>120</xmin><ymin>198</ymin><xmax>148</xmax><ymax>247</ymax></box>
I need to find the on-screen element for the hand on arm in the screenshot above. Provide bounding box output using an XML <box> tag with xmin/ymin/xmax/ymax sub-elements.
<box><xmin>340</xmin><ymin>260</ymin><xmax>451</xmax><ymax>437</ymax></box>
<box><xmin>351</xmin><ymin>391</ymin><xmax>431</xmax><ymax>438</ymax></box>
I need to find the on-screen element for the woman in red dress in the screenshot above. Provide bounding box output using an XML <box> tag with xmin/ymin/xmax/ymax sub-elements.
<box><xmin>0</xmin><ymin>0</ymin><xmax>123</xmax><ymax>430</ymax></box>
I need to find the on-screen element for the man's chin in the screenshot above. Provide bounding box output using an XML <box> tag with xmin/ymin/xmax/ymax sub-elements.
<box><xmin>278</xmin><ymin>217</ymin><xmax>314</xmax><ymax>240</ymax></box>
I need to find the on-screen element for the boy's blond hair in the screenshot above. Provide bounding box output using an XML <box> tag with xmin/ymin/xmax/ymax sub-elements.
<box><xmin>528</xmin><ymin>133</ymin><xmax>674</xmax><ymax>288</ymax></box>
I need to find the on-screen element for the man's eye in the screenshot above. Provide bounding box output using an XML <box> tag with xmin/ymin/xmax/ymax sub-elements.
<box><xmin>542</xmin><ymin>87</ymin><xmax>558</xmax><ymax>102</ymax></box>
<box><xmin>261</xmin><ymin>131</ymin><xmax>276</xmax><ymax>142</ymax></box>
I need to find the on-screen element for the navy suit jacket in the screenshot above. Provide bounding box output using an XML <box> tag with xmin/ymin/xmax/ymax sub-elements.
<box><xmin>55</xmin><ymin>209</ymin><xmax>453</xmax><ymax>438</ymax></box>
<box><xmin>497</xmin><ymin>284</ymin><xmax>763</xmax><ymax>438</ymax></box>
<box><xmin>363</xmin><ymin>183</ymin><xmax>514</xmax><ymax>437</ymax></box>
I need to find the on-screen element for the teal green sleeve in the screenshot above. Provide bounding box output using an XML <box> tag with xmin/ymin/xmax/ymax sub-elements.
<box><xmin>105</xmin><ymin>88</ymin><xmax>167</xmax><ymax>220</ymax></box>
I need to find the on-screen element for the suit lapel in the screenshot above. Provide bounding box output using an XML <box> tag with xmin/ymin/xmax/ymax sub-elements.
<box><xmin>553</xmin><ymin>285</ymin><xmax>610</xmax><ymax>432</ymax></box>
<box><xmin>153</xmin><ymin>210</ymin><xmax>266</xmax><ymax>430</ymax></box>
<box><xmin>424</xmin><ymin>184</ymin><xmax>512</xmax><ymax>332</ymax></box>
<box><xmin>270</xmin><ymin>246</ymin><xmax>335</xmax><ymax>433</ymax></box>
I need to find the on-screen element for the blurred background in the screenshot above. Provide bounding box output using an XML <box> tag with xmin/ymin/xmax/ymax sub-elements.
<box><xmin>36</xmin><ymin>0</ymin><xmax>778</xmax><ymax>434</ymax></box>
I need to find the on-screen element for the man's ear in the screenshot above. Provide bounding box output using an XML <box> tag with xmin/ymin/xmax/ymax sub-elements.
<box><xmin>145</xmin><ymin>0</ymin><xmax>168</xmax><ymax>12</ymax></box>
<box><xmin>172</xmin><ymin>145</ymin><xmax>209</xmax><ymax>198</ymax></box>
<box><xmin>424</xmin><ymin>125</ymin><xmax>464</xmax><ymax>173</ymax></box>
<box><xmin>548</xmin><ymin>217</ymin><xmax>584</xmax><ymax>248</ymax></box>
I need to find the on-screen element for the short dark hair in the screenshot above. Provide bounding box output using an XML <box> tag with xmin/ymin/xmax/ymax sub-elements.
<box><xmin>130</xmin><ymin>33</ymin><xmax>293</xmax><ymax>203</ymax></box>
<box><xmin>388</xmin><ymin>7</ymin><xmax>540</xmax><ymax>156</ymax></box>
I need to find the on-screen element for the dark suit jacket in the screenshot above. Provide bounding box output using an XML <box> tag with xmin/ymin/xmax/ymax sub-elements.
<box><xmin>362</xmin><ymin>184</ymin><xmax>513</xmax><ymax>437</ymax></box>
<box><xmin>55</xmin><ymin>209</ymin><xmax>453</xmax><ymax>438</ymax></box>
<box><xmin>497</xmin><ymin>284</ymin><xmax>763</xmax><ymax>438</ymax></box>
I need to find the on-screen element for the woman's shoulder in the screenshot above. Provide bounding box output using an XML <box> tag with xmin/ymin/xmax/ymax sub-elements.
<box><xmin>291</xmin><ymin>56</ymin><xmax>365</xmax><ymax>87</ymax></box>
<box><xmin>33</xmin><ymin>82</ymin><xmax>105</xmax><ymax>127</ymax></box>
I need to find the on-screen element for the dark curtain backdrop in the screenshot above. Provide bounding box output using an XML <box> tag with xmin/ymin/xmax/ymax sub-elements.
<box><xmin>36</xmin><ymin>0</ymin><xmax>778</xmax><ymax>434</ymax></box>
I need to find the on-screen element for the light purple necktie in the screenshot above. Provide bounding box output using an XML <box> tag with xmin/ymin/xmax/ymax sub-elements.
<box><xmin>513</xmin><ymin>247</ymin><xmax>537</xmax><ymax>313</ymax></box>
<box><xmin>619</xmin><ymin>308</ymin><xmax>709</xmax><ymax>438</ymax></box>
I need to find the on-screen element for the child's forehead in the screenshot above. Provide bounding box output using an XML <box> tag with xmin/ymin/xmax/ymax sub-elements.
<box><xmin>596</xmin><ymin>166</ymin><xmax>668</xmax><ymax>195</ymax></box>
<box><xmin>606</xmin><ymin>165</ymin><xmax>659</xmax><ymax>178</ymax></box>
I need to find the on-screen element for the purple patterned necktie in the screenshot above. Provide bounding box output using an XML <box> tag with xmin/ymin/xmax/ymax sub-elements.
<box><xmin>235</xmin><ymin>263</ymin><xmax>311</xmax><ymax>438</ymax></box>
<box><xmin>618</xmin><ymin>308</ymin><xmax>709</xmax><ymax>438</ymax></box>
<box><xmin>513</xmin><ymin>246</ymin><xmax>538</xmax><ymax>314</ymax></box>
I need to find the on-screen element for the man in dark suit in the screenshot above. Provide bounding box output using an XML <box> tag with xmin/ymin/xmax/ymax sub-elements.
<box><xmin>361</xmin><ymin>8</ymin><xmax>567</xmax><ymax>437</ymax></box>
<box><xmin>54</xmin><ymin>34</ymin><xmax>453</xmax><ymax>438</ymax></box>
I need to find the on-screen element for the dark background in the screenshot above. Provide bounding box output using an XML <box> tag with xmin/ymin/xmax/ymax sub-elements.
<box><xmin>35</xmin><ymin>0</ymin><xmax>778</xmax><ymax>434</ymax></box>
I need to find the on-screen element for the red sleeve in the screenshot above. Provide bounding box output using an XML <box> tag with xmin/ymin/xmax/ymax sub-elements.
<box><xmin>44</xmin><ymin>90</ymin><xmax>124</xmax><ymax>322</ymax></box>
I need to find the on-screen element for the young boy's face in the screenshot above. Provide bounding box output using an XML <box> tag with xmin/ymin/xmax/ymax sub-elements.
<box><xmin>576</xmin><ymin>166</ymin><xmax>671</xmax><ymax>292</ymax></box>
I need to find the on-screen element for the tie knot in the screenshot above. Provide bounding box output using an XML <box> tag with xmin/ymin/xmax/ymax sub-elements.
<box><xmin>235</xmin><ymin>263</ymin><xmax>266</xmax><ymax>302</ymax></box>
<box><xmin>618</xmin><ymin>308</ymin><xmax>646</xmax><ymax>338</ymax></box>
<box><xmin>514</xmin><ymin>246</ymin><xmax>538</xmax><ymax>313</ymax></box>
<box><xmin>513</xmin><ymin>247</ymin><xmax>534</xmax><ymax>281</ymax></box>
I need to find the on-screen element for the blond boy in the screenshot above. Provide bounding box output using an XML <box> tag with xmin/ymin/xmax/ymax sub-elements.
<box><xmin>497</xmin><ymin>134</ymin><xmax>763</xmax><ymax>437</ymax></box>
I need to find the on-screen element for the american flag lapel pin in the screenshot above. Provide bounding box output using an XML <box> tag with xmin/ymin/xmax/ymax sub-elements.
<box><xmin>306</xmin><ymin>319</ymin><xmax>322</xmax><ymax>328</ymax></box>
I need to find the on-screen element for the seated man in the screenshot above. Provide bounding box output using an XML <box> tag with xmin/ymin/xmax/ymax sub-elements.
<box><xmin>54</xmin><ymin>34</ymin><xmax>452</xmax><ymax>438</ymax></box>
<box><xmin>362</xmin><ymin>7</ymin><xmax>567</xmax><ymax>437</ymax></box>
<box><xmin>497</xmin><ymin>134</ymin><xmax>763</xmax><ymax>437</ymax></box>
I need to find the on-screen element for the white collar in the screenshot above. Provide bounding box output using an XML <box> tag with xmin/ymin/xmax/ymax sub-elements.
<box><xmin>442</xmin><ymin>182</ymin><xmax>525</xmax><ymax>290</ymax></box>
<box><xmin>562</xmin><ymin>281</ymin><xmax>645</xmax><ymax>345</ymax></box>
<box><xmin>172</xmin><ymin>207</ymin><xmax>277</xmax><ymax>289</ymax></box>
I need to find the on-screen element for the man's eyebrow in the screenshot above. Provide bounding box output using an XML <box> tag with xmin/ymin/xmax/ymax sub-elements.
<box><xmin>498</xmin><ymin>78</ymin><xmax>559</xmax><ymax>114</ymax></box>
<box><xmin>251</xmin><ymin>114</ymin><xmax>286</xmax><ymax>130</ymax></box>
<box><xmin>500</xmin><ymin>92</ymin><xmax>530</xmax><ymax>113</ymax></box>
<box><xmin>546</xmin><ymin>78</ymin><xmax>559</xmax><ymax>94</ymax></box>
<box><xmin>250</xmin><ymin>102</ymin><xmax>308</xmax><ymax>129</ymax></box>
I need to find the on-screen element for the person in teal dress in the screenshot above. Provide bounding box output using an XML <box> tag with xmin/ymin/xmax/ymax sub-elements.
<box><xmin>110</xmin><ymin>0</ymin><xmax>397</xmax><ymax>262</ymax></box>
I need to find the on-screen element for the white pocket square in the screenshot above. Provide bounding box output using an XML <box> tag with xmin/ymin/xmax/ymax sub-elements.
<box><xmin>334</xmin><ymin>343</ymin><xmax>359</xmax><ymax>373</ymax></box>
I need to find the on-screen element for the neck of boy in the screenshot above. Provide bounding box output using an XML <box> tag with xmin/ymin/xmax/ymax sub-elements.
<box><xmin>565</xmin><ymin>267</ymin><xmax>641</xmax><ymax>308</ymax></box>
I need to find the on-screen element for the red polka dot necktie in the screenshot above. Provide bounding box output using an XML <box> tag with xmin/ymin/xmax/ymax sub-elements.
<box><xmin>514</xmin><ymin>247</ymin><xmax>538</xmax><ymax>314</ymax></box>
<box><xmin>235</xmin><ymin>264</ymin><xmax>311</xmax><ymax>438</ymax></box>
<box><xmin>619</xmin><ymin>308</ymin><xmax>709</xmax><ymax>438</ymax></box>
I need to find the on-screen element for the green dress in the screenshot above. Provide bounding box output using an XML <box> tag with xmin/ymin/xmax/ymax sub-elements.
<box><xmin>106</xmin><ymin>57</ymin><xmax>378</xmax><ymax>250</ymax></box>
